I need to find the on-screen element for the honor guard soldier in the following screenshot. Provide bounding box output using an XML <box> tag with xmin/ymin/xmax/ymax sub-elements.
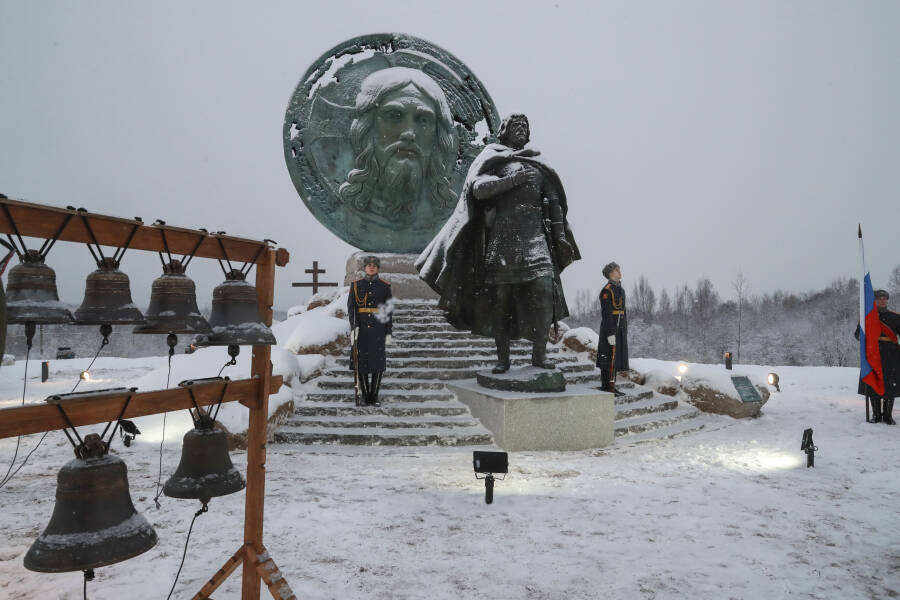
<box><xmin>856</xmin><ymin>289</ymin><xmax>900</xmax><ymax>424</ymax></box>
<box><xmin>348</xmin><ymin>256</ymin><xmax>393</xmax><ymax>406</ymax></box>
<box><xmin>596</xmin><ymin>262</ymin><xmax>629</xmax><ymax>395</ymax></box>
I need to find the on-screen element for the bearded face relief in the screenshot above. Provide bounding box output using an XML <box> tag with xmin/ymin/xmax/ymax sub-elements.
<box><xmin>284</xmin><ymin>34</ymin><xmax>501</xmax><ymax>253</ymax></box>
<box><xmin>339</xmin><ymin>68</ymin><xmax>457</xmax><ymax>226</ymax></box>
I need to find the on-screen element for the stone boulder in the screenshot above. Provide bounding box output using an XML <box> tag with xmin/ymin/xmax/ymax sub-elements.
<box><xmin>284</xmin><ymin>315</ymin><xmax>350</xmax><ymax>356</ymax></box>
<box><xmin>561</xmin><ymin>327</ymin><xmax>599</xmax><ymax>362</ymax></box>
<box><xmin>548</xmin><ymin>321</ymin><xmax>570</xmax><ymax>345</ymax></box>
<box><xmin>643</xmin><ymin>369</ymin><xmax>680</xmax><ymax>396</ymax></box>
<box><xmin>681</xmin><ymin>370</ymin><xmax>770</xmax><ymax>418</ymax></box>
<box><xmin>476</xmin><ymin>366</ymin><xmax>567</xmax><ymax>393</ymax></box>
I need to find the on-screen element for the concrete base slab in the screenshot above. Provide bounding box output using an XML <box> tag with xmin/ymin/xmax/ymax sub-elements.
<box><xmin>448</xmin><ymin>379</ymin><xmax>615</xmax><ymax>451</ymax></box>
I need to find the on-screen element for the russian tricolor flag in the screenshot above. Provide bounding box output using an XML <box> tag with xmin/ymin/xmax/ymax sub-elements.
<box><xmin>859</xmin><ymin>225</ymin><xmax>884</xmax><ymax>396</ymax></box>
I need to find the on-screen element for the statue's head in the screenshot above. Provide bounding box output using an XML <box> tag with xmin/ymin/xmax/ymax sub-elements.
<box><xmin>498</xmin><ymin>113</ymin><xmax>530</xmax><ymax>150</ymax></box>
<box><xmin>339</xmin><ymin>67</ymin><xmax>457</xmax><ymax>219</ymax></box>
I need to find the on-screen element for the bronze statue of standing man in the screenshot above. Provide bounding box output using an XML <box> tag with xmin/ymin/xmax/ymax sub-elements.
<box><xmin>416</xmin><ymin>114</ymin><xmax>580</xmax><ymax>373</ymax></box>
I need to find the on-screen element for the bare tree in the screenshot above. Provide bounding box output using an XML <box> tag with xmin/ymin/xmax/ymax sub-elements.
<box><xmin>630</xmin><ymin>275</ymin><xmax>657</xmax><ymax>322</ymax></box>
<box><xmin>888</xmin><ymin>264</ymin><xmax>900</xmax><ymax>300</ymax></box>
<box><xmin>733</xmin><ymin>269</ymin><xmax>750</xmax><ymax>362</ymax></box>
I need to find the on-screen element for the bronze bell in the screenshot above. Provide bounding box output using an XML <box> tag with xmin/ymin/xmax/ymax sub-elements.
<box><xmin>74</xmin><ymin>257</ymin><xmax>145</xmax><ymax>325</ymax></box>
<box><xmin>194</xmin><ymin>269</ymin><xmax>275</xmax><ymax>346</ymax></box>
<box><xmin>24</xmin><ymin>434</ymin><xmax>158</xmax><ymax>573</ymax></box>
<box><xmin>163</xmin><ymin>418</ymin><xmax>245</xmax><ymax>503</ymax></box>
<box><xmin>5</xmin><ymin>249</ymin><xmax>74</xmax><ymax>324</ymax></box>
<box><xmin>133</xmin><ymin>261</ymin><xmax>211</xmax><ymax>335</ymax></box>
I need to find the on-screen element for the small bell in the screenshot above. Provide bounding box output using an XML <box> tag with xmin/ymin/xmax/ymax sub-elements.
<box><xmin>133</xmin><ymin>261</ymin><xmax>211</xmax><ymax>335</ymax></box>
<box><xmin>24</xmin><ymin>434</ymin><xmax>157</xmax><ymax>573</ymax></box>
<box><xmin>163</xmin><ymin>415</ymin><xmax>245</xmax><ymax>503</ymax></box>
<box><xmin>74</xmin><ymin>257</ymin><xmax>145</xmax><ymax>325</ymax></box>
<box><xmin>194</xmin><ymin>270</ymin><xmax>275</xmax><ymax>346</ymax></box>
<box><xmin>5</xmin><ymin>249</ymin><xmax>74</xmax><ymax>324</ymax></box>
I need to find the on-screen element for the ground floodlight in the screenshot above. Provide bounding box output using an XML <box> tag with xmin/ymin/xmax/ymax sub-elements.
<box><xmin>677</xmin><ymin>362</ymin><xmax>688</xmax><ymax>374</ymax></box>
<box><xmin>767</xmin><ymin>372</ymin><xmax>780</xmax><ymax>392</ymax></box>
<box><xmin>473</xmin><ymin>451</ymin><xmax>508</xmax><ymax>505</ymax></box>
<box><xmin>800</xmin><ymin>428</ymin><xmax>816</xmax><ymax>468</ymax></box>
<box><xmin>80</xmin><ymin>371</ymin><xmax>91</xmax><ymax>381</ymax></box>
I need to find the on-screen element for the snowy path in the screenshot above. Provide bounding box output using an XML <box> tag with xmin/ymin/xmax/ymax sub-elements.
<box><xmin>0</xmin><ymin>361</ymin><xmax>898</xmax><ymax>599</ymax></box>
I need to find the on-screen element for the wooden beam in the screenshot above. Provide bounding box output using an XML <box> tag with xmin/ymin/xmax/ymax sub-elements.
<box><xmin>242</xmin><ymin>249</ymin><xmax>276</xmax><ymax>599</ymax></box>
<box><xmin>193</xmin><ymin>544</ymin><xmax>249</xmax><ymax>599</ymax></box>
<box><xmin>0</xmin><ymin>376</ymin><xmax>283</xmax><ymax>439</ymax></box>
<box><xmin>0</xmin><ymin>196</ymin><xmax>287</xmax><ymax>264</ymax></box>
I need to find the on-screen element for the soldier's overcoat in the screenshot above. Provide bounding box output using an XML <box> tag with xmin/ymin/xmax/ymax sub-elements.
<box><xmin>348</xmin><ymin>276</ymin><xmax>392</xmax><ymax>374</ymax></box>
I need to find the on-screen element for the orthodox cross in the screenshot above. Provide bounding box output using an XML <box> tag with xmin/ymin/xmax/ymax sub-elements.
<box><xmin>292</xmin><ymin>260</ymin><xmax>338</xmax><ymax>295</ymax></box>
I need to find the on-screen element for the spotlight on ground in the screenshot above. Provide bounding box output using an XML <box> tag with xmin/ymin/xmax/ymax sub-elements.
<box><xmin>473</xmin><ymin>451</ymin><xmax>508</xmax><ymax>504</ymax></box>
<box><xmin>767</xmin><ymin>372</ymin><xmax>780</xmax><ymax>392</ymax></box>
<box><xmin>79</xmin><ymin>371</ymin><xmax>91</xmax><ymax>381</ymax></box>
<box><xmin>801</xmin><ymin>428</ymin><xmax>816</xmax><ymax>468</ymax></box>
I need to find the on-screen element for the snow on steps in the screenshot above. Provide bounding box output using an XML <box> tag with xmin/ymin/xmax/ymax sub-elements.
<box><xmin>274</xmin><ymin>300</ymin><xmax>704</xmax><ymax>447</ymax></box>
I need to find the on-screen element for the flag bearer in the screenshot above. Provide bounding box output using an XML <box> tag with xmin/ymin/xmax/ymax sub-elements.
<box><xmin>856</xmin><ymin>290</ymin><xmax>900</xmax><ymax>424</ymax></box>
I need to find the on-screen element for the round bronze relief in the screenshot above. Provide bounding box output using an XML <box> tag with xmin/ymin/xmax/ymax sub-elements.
<box><xmin>283</xmin><ymin>33</ymin><xmax>500</xmax><ymax>253</ymax></box>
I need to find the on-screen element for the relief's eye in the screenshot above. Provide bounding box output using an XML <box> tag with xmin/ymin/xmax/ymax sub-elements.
<box><xmin>416</xmin><ymin>114</ymin><xmax>433</xmax><ymax>126</ymax></box>
<box><xmin>384</xmin><ymin>109</ymin><xmax>402</xmax><ymax>121</ymax></box>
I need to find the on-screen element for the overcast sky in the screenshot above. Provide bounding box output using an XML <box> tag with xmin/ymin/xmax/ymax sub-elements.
<box><xmin>1</xmin><ymin>1</ymin><xmax>898</xmax><ymax>311</ymax></box>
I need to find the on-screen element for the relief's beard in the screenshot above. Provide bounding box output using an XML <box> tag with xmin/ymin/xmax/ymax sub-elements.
<box><xmin>376</xmin><ymin>151</ymin><xmax>425</xmax><ymax>216</ymax></box>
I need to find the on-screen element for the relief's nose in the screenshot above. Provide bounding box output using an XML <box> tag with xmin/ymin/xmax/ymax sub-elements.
<box><xmin>400</xmin><ymin>130</ymin><xmax>415</xmax><ymax>142</ymax></box>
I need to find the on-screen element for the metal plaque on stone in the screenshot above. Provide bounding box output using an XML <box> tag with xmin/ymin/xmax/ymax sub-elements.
<box><xmin>730</xmin><ymin>376</ymin><xmax>762</xmax><ymax>403</ymax></box>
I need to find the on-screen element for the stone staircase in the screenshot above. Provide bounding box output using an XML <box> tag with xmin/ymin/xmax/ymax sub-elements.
<box><xmin>274</xmin><ymin>300</ymin><xmax>704</xmax><ymax>446</ymax></box>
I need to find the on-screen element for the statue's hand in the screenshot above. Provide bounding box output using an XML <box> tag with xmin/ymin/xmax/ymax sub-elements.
<box><xmin>514</xmin><ymin>168</ymin><xmax>540</xmax><ymax>187</ymax></box>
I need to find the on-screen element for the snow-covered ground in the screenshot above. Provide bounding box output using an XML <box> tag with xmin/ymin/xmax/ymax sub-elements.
<box><xmin>1</xmin><ymin>357</ymin><xmax>898</xmax><ymax>599</ymax></box>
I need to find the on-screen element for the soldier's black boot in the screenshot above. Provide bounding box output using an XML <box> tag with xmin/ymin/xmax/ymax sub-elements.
<box><xmin>870</xmin><ymin>395</ymin><xmax>883</xmax><ymax>423</ymax></box>
<box><xmin>884</xmin><ymin>397</ymin><xmax>895</xmax><ymax>425</ymax></box>
<box><xmin>531</xmin><ymin>338</ymin><xmax>556</xmax><ymax>370</ymax></box>
<box><xmin>358</xmin><ymin>374</ymin><xmax>370</xmax><ymax>408</ymax></box>
<box><xmin>371</xmin><ymin>372</ymin><xmax>383</xmax><ymax>407</ymax></box>
<box><xmin>492</xmin><ymin>336</ymin><xmax>511</xmax><ymax>373</ymax></box>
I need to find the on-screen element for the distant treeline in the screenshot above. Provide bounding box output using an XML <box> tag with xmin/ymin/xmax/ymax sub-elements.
<box><xmin>565</xmin><ymin>265</ymin><xmax>900</xmax><ymax>367</ymax></box>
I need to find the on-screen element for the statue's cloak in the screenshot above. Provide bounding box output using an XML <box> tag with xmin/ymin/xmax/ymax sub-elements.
<box><xmin>414</xmin><ymin>144</ymin><xmax>580</xmax><ymax>341</ymax></box>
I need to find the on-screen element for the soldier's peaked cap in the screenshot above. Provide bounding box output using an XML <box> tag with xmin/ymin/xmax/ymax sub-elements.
<box><xmin>363</xmin><ymin>255</ymin><xmax>381</xmax><ymax>268</ymax></box>
<box><xmin>602</xmin><ymin>262</ymin><xmax>620</xmax><ymax>279</ymax></box>
<box><xmin>874</xmin><ymin>289</ymin><xmax>889</xmax><ymax>299</ymax></box>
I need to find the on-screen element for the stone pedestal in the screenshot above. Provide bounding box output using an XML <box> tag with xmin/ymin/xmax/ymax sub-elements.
<box><xmin>345</xmin><ymin>252</ymin><xmax>437</xmax><ymax>300</ymax></box>
<box><xmin>448</xmin><ymin>379</ymin><xmax>615</xmax><ymax>451</ymax></box>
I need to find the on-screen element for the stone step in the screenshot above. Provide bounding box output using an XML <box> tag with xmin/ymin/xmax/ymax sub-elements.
<box><xmin>386</xmin><ymin>347</ymin><xmax>562</xmax><ymax>358</ymax></box>
<box><xmin>615</xmin><ymin>416</ymin><xmax>708</xmax><ymax>445</ymax></box>
<box><xmin>564</xmin><ymin>371</ymin><xmax>603</xmax><ymax>385</ymax></box>
<box><xmin>325</xmin><ymin>361</ymin><xmax>576</xmax><ymax>380</ymax></box>
<box><xmin>615</xmin><ymin>396</ymin><xmax>679</xmax><ymax>420</ymax></box>
<box><xmin>392</xmin><ymin>330</ymin><xmax>496</xmax><ymax>340</ymax></box>
<box><xmin>317</xmin><ymin>378</ymin><xmax>450</xmax><ymax>391</ymax></box>
<box><xmin>612</xmin><ymin>389</ymin><xmax>656</xmax><ymax>404</ymax></box>
<box><xmin>293</xmin><ymin>404</ymin><xmax>470</xmax><ymax>418</ymax></box>
<box><xmin>303</xmin><ymin>390</ymin><xmax>455</xmax><ymax>403</ymax></box>
<box><xmin>390</xmin><ymin>339</ymin><xmax>531</xmax><ymax>349</ymax></box>
<box><xmin>335</xmin><ymin>355</ymin><xmax>578</xmax><ymax>370</ymax></box>
<box><xmin>392</xmin><ymin>322</ymin><xmax>460</xmax><ymax>332</ymax></box>
<box><xmin>614</xmin><ymin>404</ymin><xmax>701</xmax><ymax>437</ymax></box>
<box><xmin>282</xmin><ymin>415</ymin><xmax>481</xmax><ymax>429</ymax></box>
<box><xmin>392</xmin><ymin>316</ymin><xmax>449</xmax><ymax>324</ymax></box>
<box><xmin>273</xmin><ymin>427</ymin><xmax>494</xmax><ymax>446</ymax></box>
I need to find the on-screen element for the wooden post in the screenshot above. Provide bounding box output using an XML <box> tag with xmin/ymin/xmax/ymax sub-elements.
<box><xmin>242</xmin><ymin>248</ymin><xmax>275</xmax><ymax>599</ymax></box>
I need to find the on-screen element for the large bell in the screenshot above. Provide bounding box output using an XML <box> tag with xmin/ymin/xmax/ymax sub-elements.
<box><xmin>194</xmin><ymin>269</ymin><xmax>276</xmax><ymax>346</ymax></box>
<box><xmin>163</xmin><ymin>419</ymin><xmax>245</xmax><ymax>503</ymax></box>
<box><xmin>24</xmin><ymin>435</ymin><xmax>158</xmax><ymax>572</ymax></box>
<box><xmin>133</xmin><ymin>261</ymin><xmax>211</xmax><ymax>335</ymax></box>
<box><xmin>5</xmin><ymin>249</ymin><xmax>74</xmax><ymax>324</ymax></box>
<box><xmin>74</xmin><ymin>257</ymin><xmax>146</xmax><ymax>325</ymax></box>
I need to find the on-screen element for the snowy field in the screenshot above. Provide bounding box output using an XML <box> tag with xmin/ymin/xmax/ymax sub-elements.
<box><xmin>0</xmin><ymin>357</ymin><xmax>898</xmax><ymax>599</ymax></box>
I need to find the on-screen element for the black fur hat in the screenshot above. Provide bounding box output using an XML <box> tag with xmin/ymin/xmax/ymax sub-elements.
<box><xmin>602</xmin><ymin>262</ymin><xmax>620</xmax><ymax>279</ymax></box>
